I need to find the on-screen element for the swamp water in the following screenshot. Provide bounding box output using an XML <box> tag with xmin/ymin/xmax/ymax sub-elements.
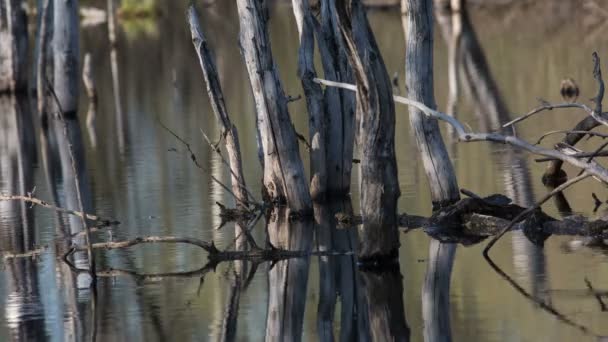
<box><xmin>1</xmin><ymin>1</ymin><xmax>608</xmax><ymax>341</ymax></box>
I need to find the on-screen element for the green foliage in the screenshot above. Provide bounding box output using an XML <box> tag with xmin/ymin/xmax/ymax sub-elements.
<box><xmin>118</xmin><ymin>0</ymin><xmax>159</xmax><ymax>19</ymax></box>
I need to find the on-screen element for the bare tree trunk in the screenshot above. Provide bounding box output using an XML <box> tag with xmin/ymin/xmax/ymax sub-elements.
<box><xmin>402</xmin><ymin>0</ymin><xmax>460</xmax><ymax>207</ymax></box>
<box><xmin>236</xmin><ymin>0</ymin><xmax>312</xmax><ymax>213</ymax></box>
<box><xmin>52</xmin><ymin>0</ymin><xmax>80</xmax><ymax>115</ymax></box>
<box><xmin>319</xmin><ymin>0</ymin><xmax>356</xmax><ymax>197</ymax></box>
<box><xmin>0</xmin><ymin>0</ymin><xmax>27</xmax><ymax>93</ymax></box>
<box><xmin>335</xmin><ymin>0</ymin><xmax>401</xmax><ymax>260</ymax></box>
<box><xmin>187</xmin><ymin>5</ymin><xmax>250</xmax><ymax>214</ymax></box>
<box><xmin>292</xmin><ymin>0</ymin><xmax>328</xmax><ymax>200</ymax></box>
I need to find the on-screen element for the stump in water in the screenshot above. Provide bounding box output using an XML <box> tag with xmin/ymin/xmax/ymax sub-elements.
<box><xmin>0</xmin><ymin>0</ymin><xmax>28</xmax><ymax>93</ymax></box>
<box><xmin>236</xmin><ymin>0</ymin><xmax>312</xmax><ymax>213</ymax></box>
<box><xmin>335</xmin><ymin>0</ymin><xmax>401</xmax><ymax>260</ymax></box>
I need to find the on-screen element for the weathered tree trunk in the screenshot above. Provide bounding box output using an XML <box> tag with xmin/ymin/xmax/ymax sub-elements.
<box><xmin>0</xmin><ymin>0</ymin><xmax>27</xmax><ymax>93</ymax></box>
<box><xmin>335</xmin><ymin>0</ymin><xmax>401</xmax><ymax>260</ymax></box>
<box><xmin>292</xmin><ymin>0</ymin><xmax>328</xmax><ymax>200</ymax></box>
<box><xmin>402</xmin><ymin>0</ymin><xmax>460</xmax><ymax>207</ymax></box>
<box><xmin>265</xmin><ymin>208</ymin><xmax>312</xmax><ymax>342</ymax></box>
<box><xmin>319</xmin><ymin>0</ymin><xmax>356</xmax><ymax>197</ymax></box>
<box><xmin>187</xmin><ymin>5</ymin><xmax>250</xmax><ymax>214</ymax></box>
<box><xmin>52</xmin><ymin>0</ymin><xmax>80</xmax><ymax>115</ymax></box>
<box><xmin>236</xmin><ymin>0</ymin><xmax>312</xmax><ymax>213</ymax></box>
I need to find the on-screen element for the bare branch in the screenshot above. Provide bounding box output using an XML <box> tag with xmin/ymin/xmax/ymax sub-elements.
<box><xmin>314</xmin><ymin>77</ymin><xmax>608</xmax><ymax>183</ymax></box>
<box><xmin>0</xmin><ymin>194</ymin><xmax>118</xmax><ymax>224</ymax></box>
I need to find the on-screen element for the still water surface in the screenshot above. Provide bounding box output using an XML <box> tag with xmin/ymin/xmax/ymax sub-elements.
<box><xmin>2</xmin><ymin>1</ymin><xmax>608</xmax><ymax>341</ymax></box>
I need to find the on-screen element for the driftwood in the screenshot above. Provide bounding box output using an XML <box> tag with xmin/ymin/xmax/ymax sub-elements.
<box><xmin>335</xmin><ymin>0</ymin><xmax>401</xmax><ymax>260</ymax></box>
<box><xmin>0</xmin><ymin>0</ymin><xmax>28</xmax><ymax>93</ymax></box>
<box><xmin>403</xmin><ymin>0</ymin><xmax>461</xmax><ymax>207</ymax></box>
<box><xmin>236</xmin><ymin>0</ymin><xmax>312</xmax><ymax>213</ymax></box>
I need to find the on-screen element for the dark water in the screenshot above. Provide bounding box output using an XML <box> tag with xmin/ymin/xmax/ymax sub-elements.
<box><xmin>2</xmin><ymin>1</ymin><xmax>608</xmax><ymax>341</ymax></box>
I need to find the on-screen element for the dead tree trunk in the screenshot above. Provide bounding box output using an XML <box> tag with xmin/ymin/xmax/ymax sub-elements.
<box><xmin>187</xmin><ymin>6</ymin><xmax>250</xmax><ymax>212</ymax></box>
<box><xmin>402</xmin><ymin>0</ymin><xmax>460</xmax><ymax>207</ymax></box>
<box><xmin>292</xmin><ymin>0</ymin><xmax>328</xmax><ymax>200</ymax></box>
<box><xmin>335</xmin><ymin>0</ymin><xmax>401</xmax><ymax>260</ymax></box>
<box><xmin>0</xmin><ymin>0</ymin><xmax>28</xmax><ymax>93</ymax></box>
<box><xmin>236</xmin><ymin>0</ymin><xmax>312</xmax><ymax>213</ymax></box>
<box><xmin>52</xmin><ymin>0</ymin><xmax>79</xmax><ymax>115</ymax></box>
<box><xmin>319</xmin><ymin>0</ymin><xmax>356</xmax><ymax>197</ymax></box>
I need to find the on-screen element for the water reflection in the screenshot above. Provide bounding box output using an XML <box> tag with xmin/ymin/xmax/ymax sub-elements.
<box><xmin>2</xmin><ymin>1</ymin><xmax>608</xmax><ymax>341</ymax></box>
<box><xmin>423</xmin><ymin>240</ymin><xmax>455</xmax><ymax>342</ymax></box>
<box><xmin>0</xmin><ymin>95</ymin><xmax>44</xmax><ymax>341</ymax></box>
<box><xmin>436</xmin><ymin>1</ymin><xmax>549</xmax><ymax>300</ymax></box>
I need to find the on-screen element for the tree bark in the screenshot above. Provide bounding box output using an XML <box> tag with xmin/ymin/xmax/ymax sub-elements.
<box><xmin>52</xmin><ymin>0</ymin><xmax>80</xmax><ymax>115</ymax></box>
<box><xmin>292</xmin><ymin>0</ymin><xmax>328</xmax><ymax>200</ymax></box>
<box><xmin>335</xmin><ymin>0</ymin><xmax>401</xmax><ymax>260</ymax></box>
<box><xmin>0</xmin><ymin>0</ymin><xmax>28</xmax><ymax>93</ymax></box>
<box><xmin>319</xmin><ymin>0</ymin><xmax>356</xmax><ymax>196</ymax></box>
<box><xmin>403</xmin><ymin>0</ymin><xmax>460</xmax><ymax>207</ymax></box>
<box><xmin>236</xmin><ymin>0</ymin><xmax>312</xmax><ymax>213</ymax></box>
<box><xmin>187</xmin><ymin>5</ymin><xmax>250</xmax><ymax>213</ymax></box>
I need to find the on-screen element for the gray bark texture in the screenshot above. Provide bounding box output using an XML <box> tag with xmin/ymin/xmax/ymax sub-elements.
<box><xmin>187</xmin><ymin>6</ymin><xmax>249</xmax><ymax>211</ymax></box>
<box><xmin>0</xmin><ymin>0</ymin><xmax>27</xmax><ymax>93</ymax></box>
<box><xmin>319</xmin><ymin>0</ymin><xmax>356</xmax><ymax>196</ymax></box>
<box><xmin>292</xmin><ymin>0</ymin><xmax>328</xmax><ymax>200</ymax></box>
<box><xmin>236</xmin><ymin>0</ymin><xmax>312</xmax><ymax>213</ymax></box>
<box><xmin>403</xmin><ymin>0</ymin><xmax>460</xmax><ymax>207</ymax></box>
<box><xmin>335</xmin><ymin>0</ymin><xmax>401</xmax><ymax>260</ymax></box>
<box><xmin>52</xmin><ymin>0</ymin><xmax>80</xmax><ymax>115</ymax></box>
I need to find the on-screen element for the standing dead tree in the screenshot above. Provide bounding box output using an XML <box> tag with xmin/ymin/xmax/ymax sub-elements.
<box><xmin>403</xmin><ymin>0</ymin><xmax>461</xmax><ymax>207</ymax></box>
<box><xmin>236</xmin><ymin>0</ymin><xmax>312</xmax><ymax>213</ymax></box>
<box><xmin>292</xmin><ymin>0</ymin><xmax>328</xmax><ymax>201</ymax></box>
<box><xmin>291</xmin><ymin>0</ymin><xmax>357</xmax><ymax>200</ymax></box>
<box><xmin>335</xmin><ymin>0</ymin><xmax>401</xmax><ymax>260</ymax></box>
<box><xmin>318</xmin><ymin>0</ymin><xmax>356</xmax><ymax>197</ymax></box>
<box><xmin>0</xmin><ymin>0</ymin><xmax>27</xmax><ymax>93</ymax></box>
<box><xmin>187</xmin><ymin>5</ymin><xmax>254</xmax><ymax>258</ymax></box>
